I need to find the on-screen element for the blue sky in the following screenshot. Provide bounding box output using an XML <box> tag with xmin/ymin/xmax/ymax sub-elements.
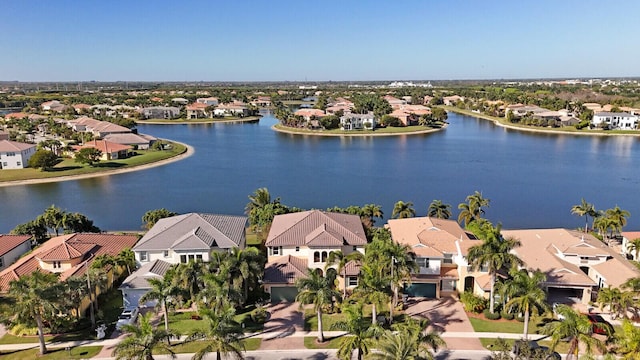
<box><xmin>2</xmin><ymin>0</ymin><xmax>639</xmax><ymax>82</ymax></box>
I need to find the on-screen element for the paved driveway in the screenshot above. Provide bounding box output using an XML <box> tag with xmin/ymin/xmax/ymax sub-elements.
<box><xmin>405</xmin><ymin>296</ymin><xmax>484</xmax><ymax>350</ymax></box>
<box><xmin>258</xmin><ymin>302</ymin><xmax>305</xmax><ymax>350</ymax></box>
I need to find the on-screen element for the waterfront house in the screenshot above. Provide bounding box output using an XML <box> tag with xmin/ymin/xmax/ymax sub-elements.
<box><xmin>103</xmin><ymin>133</ymin><xmax>157</xmax><ymax>150</ymax></box>
<box><xmin>621</xmin><ymin>231</ymin><xmax>640</xmax><ymax>261</ymax></box>
<box><xmin>386</xmin><ymin>217</ymin><xmax>486</xmax><ymax>299</ymax></box>
<box><xmin>0</xmin><ymin>234</ymin><xmax>32</xmax><ymax>271</ymax></box>
<box><xmin>73</xmin><ymin>139</ymin><xmax>132</xmax><ymax>160</ymax></box>
<box><xmin>67</xmin><ymin>117</ymin><xmax>132</xmax><ymax>138</ymax></box>
<box><xmin>389</xmin><ymin>105</ymin><xmax>431</xmax><ymax>126</ymax></box>
<box><xmin>263</xmin><ymin>210</ymin><xmax>367</xmax><ymax>303</ymax></box>
<box><xmin>591</xmin><ymin>112</ymin><xmax>638</xmax><ymax>129</ymax></box>
<box><xmin>196</xmin><ymin>97</ymin><xmax>219</xmax><ymax>107</ymax></box>
<box><xmin>293</xmin><ymin>109</ymin><xmax>327</xmax><ymax>125</ymax></box>
<box><xmin>0</xmin><ymin>140</ymin><xmax>37</xmax><ymax>169</ymax></box>
<box><xmin>502</xmin><ymin>228</ymin><xmax>640</xmax><ymax>304</ymax></box>
<box><xmin>132</xmin><ymin>213</ymin><xmax>247</xmax><ymax>265</ymax></box>
<box><xmin>213</xmin><ymin>102</ymin><xmax>249</xmax><ymax>117</ymax></box>
<box><xmin>443</xmin><ymin>95</ymin><xmax>464</xmax><ymax>106</ymax></box>
<box><xmin>339</xmin><ymin>112</ymin><xmax>376</xmax><ymax>130</ymax></box>
<box><xmin>250</xmin><ymin>96</ymin><xmax>271</xmax><ymax>107</ymax></box>
<box><xmin>0</xmin><ymin>233</ymin><xmax>138</xmax><ymax>316</ymax></box>
<box><xmin>505</xmin><ymin>104</ymin><xmax>549</xmax><ymax>117</ymax></box>
<box><xmin>186</xmin><ymin>102</ymin><xmax>209</xmax><ymax>119</ymax></box>
<box><xmin>139</xmin><ymin>106</ymin><xmax>180</xmax><ymax>120</ymax></box>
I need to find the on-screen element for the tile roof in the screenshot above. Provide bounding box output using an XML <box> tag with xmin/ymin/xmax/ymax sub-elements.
<box><xmin>4</xmin><ymin>112</ymin><xmax>28</xmax><ymax>119</ymax></box>
<box><xmin>119</xmin><ymin>259</ymin><xmax>172</xmax><ymax>290</ymax></box>
<box><xmin>265</xmin><ymin>210</ymin><xmax>367</xmax><ymax>247</ymax></box>
<box><xmin>0</xmin><ymin>233</ymin><xmax>139</xmax><ymax>292</ymax></box>
<box><xmin>74</xmin><ymin>139</ymin><xmax>132</xmax><ymax>154</ymax></box>
<box><xmin>263</xmin><ymin>255</ymin><xmax>308</xmax><ymax>284</ymax></box>
<box><xmin>103</xmin><ymin>133</ymin><xmax>157</xmax><ymax>146</ymax></box>
<box><xmin>387</xmin><ymin>217</ymin><xmax>480</xmax><ymax>258</ymax></box>
<box><xmin>0</xmin><ymin>235</ymin><xmax>32</xmax><ymax>257</ymax></box>
<box><xmin>0</xmin><ymin>140</ymin><xmax>36</xmax><ymax>152</ymax></box>
<box><xmin>133</xmin><ymin>213</ymin><xmax>247</xmax><ymax>251</ymax></box>
<box><xmin>343</xmin><ymin>260</ymin><xmax>361</xmax><ymax>276</ymax></box>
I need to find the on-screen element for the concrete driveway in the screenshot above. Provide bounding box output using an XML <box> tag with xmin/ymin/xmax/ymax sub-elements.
<box><xmin>405</xmin><ymin>296</ymin><xmax>484</xmax><ymax>350</ymax></box>
<box><xmin>258</xmin><ymin>302</ymin><xmax>305</xmax><ymax>350</ymax></box>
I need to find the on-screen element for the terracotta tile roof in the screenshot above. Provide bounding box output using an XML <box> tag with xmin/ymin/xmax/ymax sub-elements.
<box><xmin>294</xmin><ymin>109</ymin><xmax>326</xmax><ymax>117</ymax></box>
<box><xmin>387</xmin><ymin>217</ymin><xmax>480</xmax><ymax>258</ymax></box>
<box><xmin>186</xmin><ymin>103</ymin><xmax>208</xmax><ymax>110</ymax></box>
<box><xmin>343</xmin><ymin>260</ymin><xmax>361</xmax><ymax>276</ymax></box>
<box><xmin>74</xmin><ymin>139</ymin><xmax>132</xmax><ymax>154</ymax></box>
<box><xmin>0</xmin><ymin>235</ymin><xmax>31</xmax><ymax>257</ymax></box>
<box><xmin>73</xmin><ymin>104</ymin><xmax>91</xmax><ymax>109</ymax></box>
<box><xmin>441</xmin><ymin>267</ymin><xmax>459</xmax><ymax>279</ymax></box>
<box><xmin>265</xmin><ymin>210</ymin><xmax>367</xmax><ymax>247</ymax></box>
<box><xmin>0</xmin><ymin>233</ymin><xmax>139</xmax><ymax>292</ymax></box>
<box><xmin>0</xmin><ymin>140</ymin><xmax>36</xmax><ymax>152</ymax></box>
<box><xmin>622</xmin><ymin>231</ymin><xmax>640</xmax><ymax>241</ymax></box>
<box><xmin>4</xmin><ymin>112</ymin><xmax>28</xmax><ymax>119</ymax></box>
<box><xmin>263</xmin><ymin>255</ymin><xmax>308</xmax><ymax>284</ymax></box>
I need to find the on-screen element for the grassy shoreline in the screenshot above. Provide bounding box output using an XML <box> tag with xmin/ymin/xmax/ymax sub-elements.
<box><xmin>0</xmin><ymin>141</ymin><xmax>189</xmax><ymax>184</ymax></box>
<box><xmin>273</xmin><ymin>124</ymin><xmax>445</xmax><ymax>137</ymax></box>
<box><xmin>136</xmin><ymin>116</ymin><xmax>261</xmax><ymax>124</ymax></box>
<box><xmin>443</xmin><ymin>106</ymin><xmax>640</xmax><ymax>136</ymax></box>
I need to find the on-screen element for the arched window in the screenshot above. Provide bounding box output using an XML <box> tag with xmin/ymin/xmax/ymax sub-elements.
<box><xmin>314</xmin><ymin>251</ymin><xmax>320</xmax><ymax>263</ymax></box>
<box><xmin>321</xmin><ymin>251</ymin><xmax>328</xmax><ymax>262</ymax></box>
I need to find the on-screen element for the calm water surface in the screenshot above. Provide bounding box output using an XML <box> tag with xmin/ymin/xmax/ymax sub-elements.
<box><xmin>2</xmin><ymin>112</ymin><xmax>640</xmax><ymax>232</ymax></box>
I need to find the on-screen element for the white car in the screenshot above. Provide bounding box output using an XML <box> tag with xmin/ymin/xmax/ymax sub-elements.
<box><xmin>115</xmin><ymin>307</ymin><xmax>139</xmax><ymax>330</ymax></box>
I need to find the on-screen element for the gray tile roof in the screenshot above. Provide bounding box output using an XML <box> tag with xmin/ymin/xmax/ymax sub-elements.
<box><xmin>119</xmin><ymin>259</ymin><xmax>172</xmax><ymax>289</ymax></box>
<box><xmin>133</xmin><ymin>213</ymin><xmax>247</xmax><ymax>251</ymax></box>
<box><xmin>265</xmin><ymin>210</ymin><xmax>366</xmax><ymax>247</ymax></box>
<box><xmin>263</xmin><ymin>255</ymin><xmax>308</xmax><ymax>284</ymax></box>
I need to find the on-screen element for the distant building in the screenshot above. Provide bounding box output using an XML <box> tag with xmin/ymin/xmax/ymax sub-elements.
<box><xmin>139</xmin><ymin>106</ymin><xmax>180</xmax><ymax>119</ymax></box>
<box><xmin>339</xmin><ymin>112</ymin><xmax>376</xmax><ymax>130</ymax></box>
<box><xmin>196</xmin><ymin>97</ymin><xmax>219</xmax><ymax>106</ymax></box>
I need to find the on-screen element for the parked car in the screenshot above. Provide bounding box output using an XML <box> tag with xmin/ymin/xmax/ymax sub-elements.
<box><xmin>512</xmin><ymin>340</ymin><xmax>561</xmax><ymax>360</ymax></box>
<box><xmin>116</xmin><ymin>307</ymin><xmax>139</xmax><ymax>330</ymax></box>
<box><xmin>586</xmin><ymin>314</ymin><xmax>613</xmax><ymax>335</ymax></box>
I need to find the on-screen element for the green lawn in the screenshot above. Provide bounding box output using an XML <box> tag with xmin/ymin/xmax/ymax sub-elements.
<box><xmin>153</xmin><ymin>338</ymin><xmax>261</xmax><ymax>354</ymax></box>
<box><xmin>303</xmin><ymin>304</ymin><xmax>403</xmax><ymax>331</ymax></box>
<box><xmin>0</xmin><ymin>346</ymin><xmax>102</xmax><ymax>360</ymax></box>
<box><xmin>468</xmin><ymin>315</ymin><xmax>550</xmax><ymax>334</ymax></box>
<box><xmin>274</xmin><ymin>124</ymin><xmax>443</xmax><ymax>135</ymax></box>
<box><xmin>168</xmin><ymin>308</ymin><xmax>263</xmax><ymax>335</ymax></box>
<box><xmin>245</xmin><ymin>230</ymin><xmax>261</xmax><ymax>247</ymax></box>
<box><xmin>0</xmin><ymin>142</ymin><xmax>187</xmax><ymax>182</ymax></box>
<box><xmin>304</xmin><ymin>336</ymin><xmax>343</xmax><ymax>349</ymax></box>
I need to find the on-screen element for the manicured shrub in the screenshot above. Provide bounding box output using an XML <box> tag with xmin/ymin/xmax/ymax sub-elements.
<box><xmin>483</xmin><ymin>309</ymin><xmax>501</xmax><ymax>320</ymax></box>
<box><xmin>251</xmin><ymin>307</ymin><xmax>268</xmax><ymax>324</ymax></box>
<box><xmin>460</xmin><ymin>291</ymin><xmax>487</xmax><ymax>313</ymax></box>
<box><xmin>500</xmin><ymin>311</ymin><xmax>515</xmax><ymax>320</ymax></box>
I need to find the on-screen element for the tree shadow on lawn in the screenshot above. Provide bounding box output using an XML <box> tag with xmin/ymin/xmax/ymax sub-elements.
<box><xmin>94</xmin><ymin>162</ymin><xmax>126</xmax><ymax>169</ymax></box>
<box><xmin>48</xmin><ymin>165</ymin><xmax>83</xmax><ymax>172</ymax></box>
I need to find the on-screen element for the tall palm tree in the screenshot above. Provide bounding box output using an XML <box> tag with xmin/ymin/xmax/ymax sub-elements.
<box><xmin>296</xmin><ymin>269</ymin><xmax>341</xmax><ymax>342</ymax></box>
<box><xmin>139</xmin><ymin>275</ymin><xmax>180</xmax><ymax>335</ymax></box>
<box><xmin>427</xmin><ymin>200</ymin><xmax>451</xmax><ymax>219</ymax></box>
<box><xmin>571</xmin><ymin>198</ymin><xmax>596</xmax><ymax>233</ymax></box>
<box><xmin>115</xmin><ymin>248</ymin><xmax>137</xmax><ymax>276</ymax></box>
<box><xmin>356</xmin><ymin>262</ymin><xmax>391</xmax><ymax>326</ymax></box>
<box><xmin>227</xmin><ymin>247</ymin><xmax>264</xmax><ymax>303</ymax></box>
<box><xmin>626</xmin><ymin>238</ymin><xmax>640</xmax><ymax>260</ymax></box>
<box><xmin>456</xmin><ymin>202</ymin><xmax>474</xmax><ymax>227</ymax></box>
<box><xmin>594</xmin><ymin>215</ymin><xmax>616</xmax><ymax>242</ymax></box>
<box><xmin>504</xmin><ymin>269</ymin><xmax>548</xmax><ymax>339</ymax></box>
<box><xmin>457</xmin><ymin>191</ymin><xmax>490</xmax><ymax>226</ymax></box>
<box><xmin>186</xmin><ymin>305</ymin><xmax>245</xmax><ymax>360</ymax></box>
<box><xmin>605</xmin><ymin>205</ymin><xmax>631</xmax><ymax>235</ymax></box>
<box><xmin>367</xmin><ymin>326</ymin><xmax>442</xmax><ymax>360</ymax></box>
<box><xmin>62</xmin><ymin>276</ymin><xmax>89</xmax><ymax>319</ymax></box>
<box><xmin>38</xmin><ymin>204</ymin><xmax>65</xmax><ymax>236</ymax></box>
<box><xmin>596</xmin><ymin>287</ymin><xmax>622</xmax><ymax>317</ymax></box>
<box><xmin>541</xmin><ymin>304</ymin><xmax>606</xmax><ymax>359</ymax></box>
<box><xmin>113</xmin><ymin>312</ymin><xmax>176</xmax><ymax>360</ymax></box>
<box><xmin>361</xmin><ymin>204</ymin><xmax>384</xmax><ymax>227</ymax></box>
<box><xmin>330</xmin><ymin>304</ymin><xmax>381</xmax><ymax>360</ymax></box>
<box><xmin>245</xmin><ymin>187</ymin><xmax>276</xmax><ymax>215</ymax></box>
<box><xmin>392</xmin><ymin>201</ymin><xmax>415</xmax><ymax>219</ymax></box>
<box><xmin>8</xmin><ymin>271</ymin><xmax>62</xmax><ymax>355</ymax></box>
<box><xmin>386</xmin><ymin>242</ymin><xmax>417</xmax><ymax>316</ymax></box>
<box><xmin>326</xmin><ymin>250</ymin><xmax>364</xmax><ymax>299</ymax></box>
<box><xmin>174</xmin><ymin>260</ymin><xmax>206</xmax><ymax>305</ymax></box>
<box><xmin>466</xmin><ymin>225</ymin><xmax>523</xmax><ymax>314</ymax></box>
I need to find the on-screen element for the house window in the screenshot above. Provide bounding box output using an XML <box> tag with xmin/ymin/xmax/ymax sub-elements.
<box><xmin>443</xmin><ymin>254</ymin><xmax>453</xmax><ymax>264</ymax></box>
<box><xmin>314</xmin><ymin>251</ymin><xmax>320</xmax><ymax>263</ymax></box>
<box><xmin>0</xmin><ymin>258</ymin><xmax>4</xmax><ymax>267</ymax></box>
<box><xmin>188</xmin><ymin>254</ymin><xmax>195</xmax><ymax>262</ymax></box>
<box><xmin>196</xmin><ymin>254</ymin><xmax>203</xmax><ymax>261</ymax></box>
<box><xmin>6</xmin><ymin>152</ymin><xmax>14</xmax><ymax>156</ymax></box>
<box><xmin>295</xmin><ymin>246</ymin><xmax>300</xmax><ymax>252</ymax></box>
<box><xmin>180</xmin><ymin>255</ymin><xmax>187</xmax><ymax>263</ymax></box>
<box><xmin>271</xmin><ymin>246</ymin><xmax>282</xmax><ymax>256</ymax></box>
<box><xmin>348</xmin><ymin>276</ymin><xmax>358</xmax><ymax>286</ymax></box>
<box><xmin>2</xmin><ymin>162</ymin><xmax>6</xmax><ymax>167</ymax></box>
<box><xmin>16</xmin><ymin>162</ymin><xmax>21</xmax><ymax>166</ymax></box>
<box><xmin>140</xmin><ymin>252</ymin><xmax>148</xmax><ymax>261</ymax></box>
<box><xmin>163</xmin><ymin>250</ymin><xmax>169</xmax><ymax>258</ymax></box>
<box><xmin>353</xmin><ymin>246</ymin><xmax>357</xmax><ymax>251</ymax></box>
<box><xmin>53</xmin><ymin>261</ymin><xmax>61</xmax><ymax>269</ymax></box>
<box><xmin>416</xmin><ymin>258</ymin><xmax>430</xmax><ymax>268</ymax></box>
<box><xmin>321</xmin><ymin>251</ymin><xmax>328</xmax><ymax>262</ymax></box>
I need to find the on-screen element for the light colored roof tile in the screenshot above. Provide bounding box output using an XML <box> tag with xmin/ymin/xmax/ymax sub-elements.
<box><xmin>265</xmin><ymin>210</ymin><xmax>366</xmax><ymax>247</ymax></box>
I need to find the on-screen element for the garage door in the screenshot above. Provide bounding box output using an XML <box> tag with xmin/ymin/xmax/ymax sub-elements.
<box><xmin>405</xmin><ymin>283</ymin><xmax>437</xmax><ymax>298</ymax></box>
<box><xmin>270</xmin><ymin>287</ymin><xmax>298</xmax><ymax>303</ymax></box>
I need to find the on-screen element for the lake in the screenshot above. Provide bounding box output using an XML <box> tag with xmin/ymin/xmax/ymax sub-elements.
<box><xmin>2</xmin><ymin>111</ymin><xmax>640</xmax><ymax>233</ymax></box>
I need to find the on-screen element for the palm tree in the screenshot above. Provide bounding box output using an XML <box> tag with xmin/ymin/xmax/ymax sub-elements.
<box><xmin>142</xmin><ymin>208</ymin><xmax>177</xmax><ymax>230</ymax></box>
<box><xmin>227</xmin><ymin>247</ymin><xmax>264</xmax><ymax>303</ymax></box>
<box><xmin>427</xmin><ymin>200</ymin><xmax>451</xmax><ymax>219</ymax></box>
<box><xmin>457</xmin><ymin>202</ymin><xmax>474</xmax><ymax>226</ymax></box>
<box><xmin>245</xmin><ymin>187</ymin><xmax>276</xmax><ymax>215</ymax></box>
<box><xmin>594</xmin><ymin>215</ymin><xmax>616</xmax><ymax>242</ymax></box>
<box><xmin>541</xmin><ymin>304</ymin><xmax>606</xmax><ymax>359</ymax></box>
<box><xmin>392</xmin><ymin>317</ymin><xmax>446</xmax><ymax>358</ymax></box>
<box><xmin>571</xmin><ymin>198</ymin><xmax>596</xmax><ymax>233</ymax></box>
<box><xmin>626</xmin><ymin>238</ymin><xmax>640</xmax><ymax>260</ymax></box>
<box><xmin>596</xmin><ymin>287</ymin><xmax>622</xmax><ymax>317</ymax></box>
<box><xmin>466</xmin><ymin>225</ymin><xmax>523</xmax><ymax>314</ymax></box>
<box><xmin>392</xmin><ymin>201</ymin><xmax>415</xmax><ymax>219</ymax></box>
<box><xmin>8</xmin><ymin>271</ymin><xmax>62</xmax><ymax>355</ymax></box>
<box><xmin>614</xmin><ymin>319</ymin><xmax>640</xmax><ymax>358</ymax></box>
<box><xmin>457</xmin><ymin>191</ymin><xmax>490</xmax><ymax>226</ymax></box>
<box><xmin>38</xmin><ymin>204</ymin><xmax>65</xmax><ymax>236</ymax></box>
<box><xmin>605</xmin><ymin>205</ymin><xmax>631</xmax><ymax>236</ymax></box>
<box><xmin>386</xmin><ymin>242</ymin><xmax>417</xmax><ymax>317</ymax></box>
<box><xmin>326</xmin><ymin>250</ymin><xmax>364</xmax><ymax>299</ymax></box>
<box><xmin>296</xmin><ymin>269</ymin><xmax>341</xmax><ymax>342</ymax></box>
<box><xmin>356</xmin><ymin>262</ymin><xmax>391</xmax><ymax>326</ymax></box>
<box><xmin>62</xmin><ymin>276</ymin><xmax>89</xmax><ymax>319</ymax></box>
<box><xmin>139</xmin><ymin>275</ymin><xmax>180</xmax><ymax>335</ymax></box>
<box><xmin>367</xmin><ymin>327</ymin><xmax>442</xmax><ymax>360</ymax></box>
<box><xmin>330</xmin><ymin>304</ymin><xmax>381</xmax><ymax>360</ymax></box>
<box><xmin>113</xmin><ymin>312</ymin><xmax>176</xmax><ymax>360</ymax></box>
<box><xmin>504</xmin><ymin>269</ymin><xmax>548</xmax><ymax>339</ymax></box>
<box><xmin>174</xmin><ymin>260</ymin><xmax>206</xmax><ymax>305</ymax></box>
<box><xmin>361</xmin><ymin>204</ymin><xmax>384</xmax><ymax>227</ymax></box>
<box><xmin>186</xmin><ymin>305</ymin><xmax>245</xmax><ymax>360</ymax></box>
<box><xmin>115</xmin><ymin>248</ymin><xmax>137</xmax><ymax>276</ymax></box>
